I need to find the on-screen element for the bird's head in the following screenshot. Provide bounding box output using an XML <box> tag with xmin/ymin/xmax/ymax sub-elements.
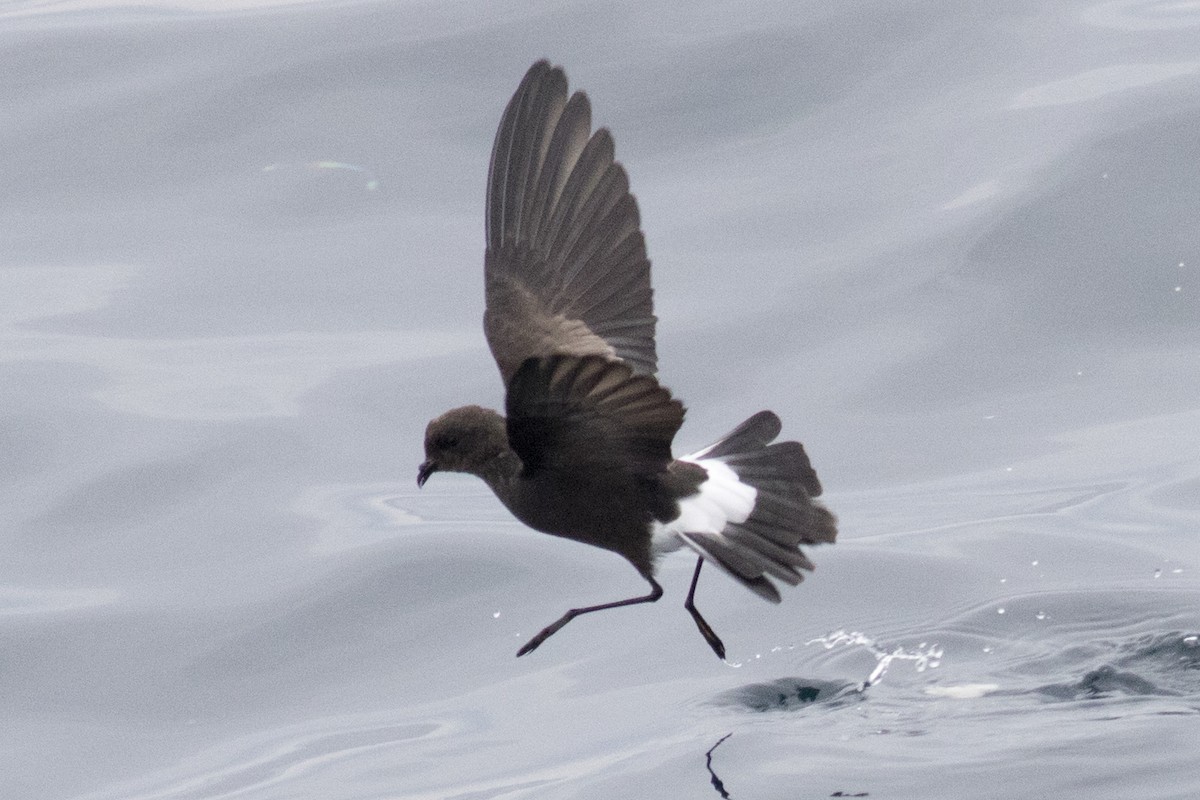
<box><xmin>418</xmin><ymin>405</ymin><xmax>508</xmax><ymax>487</ymax></box>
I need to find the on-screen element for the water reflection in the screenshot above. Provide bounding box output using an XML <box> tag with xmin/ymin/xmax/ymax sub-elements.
<box><xmin>3</xmin><ymin>1</ymin><xmax>1200</xmax><ymax>799</ymax></box>
<box><xmin>0</xmin><ymin>584</ymin><xmax>121</xmax><ymax>616</ymax></box>
<box><xmin>0</xmin><ymin>265</ymin><xmax>477</xmax><ymax>420</ymax></box>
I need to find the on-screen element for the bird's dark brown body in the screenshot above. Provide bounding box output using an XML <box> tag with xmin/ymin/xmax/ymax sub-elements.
<box><xmin>418</xmin><ymin>61</ymin><xmax>836</xmax><ymax>659</ymax></box>
<box><xmin>502</xmin><ymin>469</ymin><xmax>667</xmax><ymax>577</ymax></box>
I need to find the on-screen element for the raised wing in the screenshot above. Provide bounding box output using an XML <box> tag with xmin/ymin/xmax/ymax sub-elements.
<box><xmin>484</xmin><ymin>60</ymin><xmax>657</xmax><ymax>385</ymax></box>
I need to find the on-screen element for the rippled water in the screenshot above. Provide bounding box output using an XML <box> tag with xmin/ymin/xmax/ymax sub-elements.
<box><xmin>3</xmin><ymin>1</ymin><xmax>1198</xmax><ymax>798</ymax></box>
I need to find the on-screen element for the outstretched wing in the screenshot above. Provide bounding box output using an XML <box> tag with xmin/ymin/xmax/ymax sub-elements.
<box><xmin>484</xmin><ymin>60</ymin><xmax>657</xmax><ymax>385</ymax></box>
<box><xmin>505</xmin><ymin>354</ymin><xmax>682</xmax><ymax>479</ymax></box>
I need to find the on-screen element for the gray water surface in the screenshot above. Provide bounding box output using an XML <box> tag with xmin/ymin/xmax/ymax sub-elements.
<box><xmin>2</xmin><ymin>1</ymin><xmax>1198</xmax><ymax>798</ymax></box>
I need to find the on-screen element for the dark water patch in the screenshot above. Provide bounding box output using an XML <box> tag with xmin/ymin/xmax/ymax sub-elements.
<box><xmin>1033</xmin><ymin>632</ymin><xmax>1200</xmax><ymax>702</ymax></box>
<box><xmin>1037</xmin><ymin>664</ymin><xmax>1172</xmax><ymax>700</ymax></box>
<box><xmin>1102</xmin><ymin>631</ymin><xmax>1200</xmax><ymax>695</ymax></box>
<box><xmin>713</xmin><ymin>678</ymin><xmax>861</xmax><ymax>713</ymax></box>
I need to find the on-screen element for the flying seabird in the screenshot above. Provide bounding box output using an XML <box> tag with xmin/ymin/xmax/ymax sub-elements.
<box><xmin>418</xmin><ymin>60</ymin><xmax>837</xmax><ymax>659</ymax></box>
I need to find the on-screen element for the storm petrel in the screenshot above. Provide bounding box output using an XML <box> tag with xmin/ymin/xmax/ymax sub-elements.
<box><xmin>418</xmin><ymin>60</ymin><xmax>837</xmax><ymax>659</ymax></box>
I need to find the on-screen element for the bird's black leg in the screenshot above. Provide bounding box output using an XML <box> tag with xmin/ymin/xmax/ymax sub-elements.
<box><xmin>684</xmin><ymin>557</ymin><xmax>726</xmax><ymax>660</ymax></box>
<box><xmin>517</xmin><ymin>578</ymin><xmax>664</xmax><ymax>657</ymax></box>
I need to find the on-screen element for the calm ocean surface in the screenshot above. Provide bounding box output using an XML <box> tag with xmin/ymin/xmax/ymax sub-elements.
<box><xmin>3</xmin><ymin>1</ymin><xmax>1198</xmax><ymax>798</ymax></box>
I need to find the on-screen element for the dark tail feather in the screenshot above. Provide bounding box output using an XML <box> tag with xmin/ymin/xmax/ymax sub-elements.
<box><xmin>689</xmin><ymin>410</ymin><xmax>780</xmax><ymax>459</ymax></box>
<box><xmin>682</xmin><ymin>411</ymin><xmax>837</xmax><ymax>603</ymax></box>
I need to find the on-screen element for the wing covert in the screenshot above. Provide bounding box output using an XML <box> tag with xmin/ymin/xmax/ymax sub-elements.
<box><xmin>505</xmin><ymin>355</ymin><xmax>682</xmax><ymax>479</ymax></box>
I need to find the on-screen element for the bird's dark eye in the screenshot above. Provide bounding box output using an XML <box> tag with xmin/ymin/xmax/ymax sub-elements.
<box><xmin>435</xmin><ymin>434</ymin><xmax>459</xmax><ymax>450</ymax></box>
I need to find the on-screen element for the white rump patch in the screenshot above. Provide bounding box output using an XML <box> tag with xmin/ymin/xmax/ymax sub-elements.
<box><xmin>651</xmin><ymin>458</ymin><xmax>757</xmax><ymax>555</ymax></box>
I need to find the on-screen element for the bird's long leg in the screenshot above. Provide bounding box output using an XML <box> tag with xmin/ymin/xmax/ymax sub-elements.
<box><xmin>517</xmin><ymin>578</ymin><xmax>664</xmax><ymax>657</ymax></box>
<box><xmin>684</xmin><ymin>557</ymin><xmax>726</xmax><ymax>660</ymax></box>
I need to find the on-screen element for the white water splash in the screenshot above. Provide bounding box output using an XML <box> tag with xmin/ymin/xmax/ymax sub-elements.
<box><xmin>807</xmin><ymin>629</ymin><xmax>944</xmax><ymax>690</ymax></box>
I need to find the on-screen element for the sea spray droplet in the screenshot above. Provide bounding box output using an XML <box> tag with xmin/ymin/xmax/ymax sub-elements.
<box><xmin>805</xmin><ymin>630</ymin><xmax>943</xmax><ymax>689</ymax></box>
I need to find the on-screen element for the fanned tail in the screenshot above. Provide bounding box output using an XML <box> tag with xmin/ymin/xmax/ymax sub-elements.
<box><xmin>664</xmin><ymin>411</ymin><xmax>837</xmax><ymax>603</ymax></box>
